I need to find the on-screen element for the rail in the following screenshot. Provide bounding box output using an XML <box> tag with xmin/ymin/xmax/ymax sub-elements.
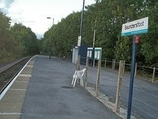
<box><xmin>0</xmin><ymin>57</ymin><xmax>30</xmax><ymax>94</ymax></box>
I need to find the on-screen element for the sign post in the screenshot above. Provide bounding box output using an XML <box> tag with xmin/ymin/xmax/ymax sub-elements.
<box><xmin>94</xmin><ymin>47</ymin><xmax>102</xmax><ymax>97</ymax></box>
<box><xmin>121</xmin><ymin>17</ymin><xmax>148</xmax><ymax>119</ymax></box>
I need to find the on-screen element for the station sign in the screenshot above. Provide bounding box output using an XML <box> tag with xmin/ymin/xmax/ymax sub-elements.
<box><xmin>121</xmin><ymin>17</ymin><xmax>148</xmax><ymax>36</ymax></box>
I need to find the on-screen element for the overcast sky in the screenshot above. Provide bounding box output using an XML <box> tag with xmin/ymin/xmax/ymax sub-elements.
<box><xmin>0</xmin><ymin>0</ymin><xmax>95</xmax><ymax>38</ymax></box>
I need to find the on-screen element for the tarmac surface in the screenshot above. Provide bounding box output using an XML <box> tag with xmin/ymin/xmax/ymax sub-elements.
<box><xmin>0</xmin><ymin>55</ymin><xmax>122</xmax><ymax>119</ymax></box>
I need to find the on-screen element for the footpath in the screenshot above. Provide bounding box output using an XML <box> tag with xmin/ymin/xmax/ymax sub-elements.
<box><xmin>0</xmin><ymin>55</ymin><xmax>122</xmax><ymax>119</ymax></box>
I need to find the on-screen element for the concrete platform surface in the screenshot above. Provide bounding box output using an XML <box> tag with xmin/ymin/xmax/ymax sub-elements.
<box><xmin>0</xmin><ymin>55</ymin><xmax>122</xmax><ymax>119</ymax></box>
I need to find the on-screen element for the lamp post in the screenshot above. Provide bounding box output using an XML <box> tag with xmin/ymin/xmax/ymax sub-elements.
<box><xmin>77</xmin><ymin>0</ymin><xmax>85</xmax><ymax>70</ymax></box>
<box><xmin>47</xmin><ymin>17</ymin><xmax>54</xmax><ymax>59</ymax></box>
<box><xmin>79</xmin><ymin>0</ymin><xmax>85</xmax><ymax>38</ymax></box>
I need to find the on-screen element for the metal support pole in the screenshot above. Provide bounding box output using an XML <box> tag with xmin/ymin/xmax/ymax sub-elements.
<box><xmin>127</xmin><ymin>36</ymin><xmax>137</xmax><ymax>119</ymax></box>
<box><xmin>79</xmin><ymin>0</ymin><xmax>85</xmax><ymax>38</ymax></box>
<box><xmin>134</xmin><ymin>63</ymin><xmax>137</xmax><ymax>77</ymax></box>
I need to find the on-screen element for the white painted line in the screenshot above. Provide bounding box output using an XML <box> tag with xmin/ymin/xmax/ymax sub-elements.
<box><xmin>10</xmin><ymin>89</ymin><xmax>27</xmax><ymax>91</ymax></box>
<box><xmin>26</xmin><ymin>65</ymin><xmax>33</xmax><ymax>67</ymax></box>
<box><xmin>0</xmin><ymin>113</ymin><xmax>21</xmax><ymax>115</ymax></box>
<box><xmin>15</xmin><ymin>81</ymin><xmax>28</xmax><ymax>83</ymax></box>
<box><xmin>0</xmin><ymin>55</ymin><xmax>36</xmax><ymax>100</ymax></box>
<box><xmin>19</xmin><ymin>74</ymin><xmax>31</xmax><ymax>77</ymax></box>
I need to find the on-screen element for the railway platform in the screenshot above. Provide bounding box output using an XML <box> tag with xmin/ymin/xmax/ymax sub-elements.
<box><xmin>0</xmin><ymin>55</ymin><xmax>121</xmax><ymax>119</ymax></box>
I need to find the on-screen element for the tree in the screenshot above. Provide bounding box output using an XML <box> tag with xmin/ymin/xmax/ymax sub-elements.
<box><xmin>10</xmin><ymin>23</ymin><xmax>39</xmax><ymax>56</ymax></box>
<box><xmin>42</xmin><ymin>0</ymin><xmax>158</xmax><ymax>66</ymax></box>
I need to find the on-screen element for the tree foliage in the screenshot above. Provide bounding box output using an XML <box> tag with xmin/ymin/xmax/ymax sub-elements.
<box><xmin>10</xmin><ymin>23</ymin><xmax>39</xmax><ymax>56</ymax></box>
<box><xmin>42</xmin><ymin>0</ymin><xmax>158</xmax><ymax>66</ymax></box>
<box><xmin>0</xmin><ymin>11</ymin><xmax>39</xmax><ymax>63</ymax></box>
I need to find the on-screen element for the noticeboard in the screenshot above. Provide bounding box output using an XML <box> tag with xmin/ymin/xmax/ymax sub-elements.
<box><xmin>94</xmin><ymin>47</ymin><xmax>102</xmax><ymax>60</ymax></box>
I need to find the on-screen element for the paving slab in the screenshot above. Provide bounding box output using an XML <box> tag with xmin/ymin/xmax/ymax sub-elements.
<box><xmin>16</xmin><ymin>77</ymin><xmax>30</xmax><ymax>81</ymax></box>
<box><xmin>0</xmin><ymin>102</ymin><xmax>23</xmax><ymax>113</ymax></box>
<box><xmin>10</xmin><ymin>81</ymin><xmax>29</xmax><ymax>89</ymax></box>
<box><xmin>0</xmin><ymin>115</ymin><xmax>20</xmax><ymax>119</ymax></box>
<box><xmin>21</xmin><ymin>67</ymin><xmax>33</xmax><ymax>74</ymax></box>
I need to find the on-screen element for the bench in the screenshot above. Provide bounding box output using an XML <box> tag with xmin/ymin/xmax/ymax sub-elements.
<box><xmin>71</xmin><ymin>68</ymin><xmax>86</xmax><ymax>87</ymax></box>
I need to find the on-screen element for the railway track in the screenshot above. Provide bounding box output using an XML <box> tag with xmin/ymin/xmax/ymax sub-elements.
<box><xmin>0</xmin><ymin>57</ymin><xmax>30</xmax><ymax>94</ymax></box>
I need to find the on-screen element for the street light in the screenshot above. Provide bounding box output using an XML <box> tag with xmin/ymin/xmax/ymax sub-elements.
<box><xmin>47</xmin><ymin>17</ymin><xmax>54</xmax><ymax>59</ymax></box>
<box><xmin>77</xmin><ymin>0</ymin><xmax>85</xmax><ymax>70</ymax></box>
<box><xmin>79</xmin><ymin>0</ymin><xmax>85</xmax><ymax>38</ymax></box>
<box><xmin>47</xmin><ymin>17</ymin><xmax>54</xmax><ymax>27</ymax></box>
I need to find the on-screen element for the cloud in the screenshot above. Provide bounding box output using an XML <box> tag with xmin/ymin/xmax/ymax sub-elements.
<box><xmin>0</xmin><ymin>0</ymin><xmax>15</xmax><ymax>13</ymax></box>
<box><xmin>1</xmin><ymin>0</ymin><xmax>96</xmax><ymax>38</ymax></box>
<box><xmin>1</xmin><ymin>0</ymin><xmax>15</xmax><ymax>8</ymax></box>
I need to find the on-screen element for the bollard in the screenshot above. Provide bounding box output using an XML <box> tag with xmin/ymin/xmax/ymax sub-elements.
<box><xmin>115</xmin><ymin>60</ymin><xmax>123</xmax><ymax>113</ymax></box>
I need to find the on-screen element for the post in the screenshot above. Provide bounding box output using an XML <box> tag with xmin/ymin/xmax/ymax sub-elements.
<box><xmin>49</xmin><ymin>39</ymin><xmax>52</xmax><ymax>59</ymax></box>
<box><xmin>104</xmin><ymin>58</ymin><xmax>107</xmax><ymax>67</ymax></box>
<box><xmin>152</xmin><ymin>67</ymin><xmax>155</xmax><ymax>83</ymax></box>
<box><xmin>93</xmin><ymin>30</ymin><xmax>96</xmax><ymax>68</ymax></box>
<box><xmin>127</xmin><ymin>36</ymin><xmax>138</xmax><ymax>119</ymax></box>
<box><xmin>96</xmin><ymin>59</ymin><xmax>101</xmax><ymax>97</ymax></box>
<box><xmin>122</xmin><ymin>60</ymin><xmax>125</xmax><ymax>74</ymax></box>
<box><xmin>134</xmin><ymin>63</ymin><xmax>137</xmax><ymax>77</ymax></box>
<box><xmin>77</xmin><ymin>55</ymin><xmax>81</xmax><ymax>70</ymax></box>
<box><xmin>85</xmin><ymin>57</ymin><xmax>89</xmax><ymax>87</ymax></box>
<box><xmin>115</xmin><ymin>60</ymin><xmax>124</xmax><ymax>113</ymax></box>
<box><xmin>112</xmin><ymin>59</ymin><xmax>116</xmax><ymax>70</ymax></box>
